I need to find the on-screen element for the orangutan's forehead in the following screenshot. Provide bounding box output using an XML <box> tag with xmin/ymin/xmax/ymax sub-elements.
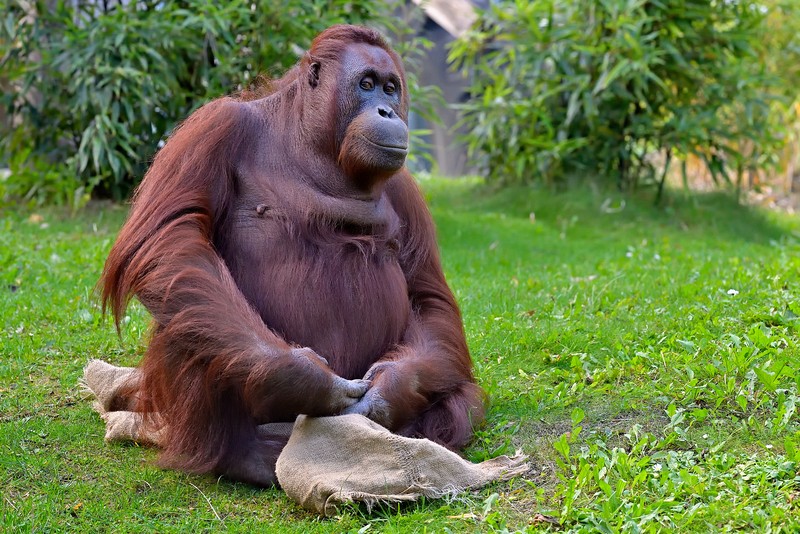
<box><xmin>339</xmin><ymin>43</ymin><xmax>397</xmax><ymax>77</ymax></box>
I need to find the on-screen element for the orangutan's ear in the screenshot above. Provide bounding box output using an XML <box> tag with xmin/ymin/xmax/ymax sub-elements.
<box><xmin>308</xmin><ymin>59</ymin><xmax>321</xmax><ymax>88</ymax></box>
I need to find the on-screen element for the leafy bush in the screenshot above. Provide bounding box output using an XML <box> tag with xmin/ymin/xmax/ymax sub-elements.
<box><xmin>449</xmin><ymin>0</ymin><xmax>800</xmax><ymax>198</ymax></box>
<box><xmin>0</xmin><ymin>0</ymin><xmax>383</xmax><ymax>203</ymax></box>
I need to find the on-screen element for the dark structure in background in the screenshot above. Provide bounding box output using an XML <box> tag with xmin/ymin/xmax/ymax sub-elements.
<box><xmin>408</xmin><ymin>0</ymin><xmax>486</xmax><ymax>176</ymax></box>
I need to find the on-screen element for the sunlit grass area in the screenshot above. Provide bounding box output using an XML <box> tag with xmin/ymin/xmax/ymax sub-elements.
<box><xmin>2</xmin><ymin>179</ymin><xmax>799</xmax><ymax>532</ymax></box>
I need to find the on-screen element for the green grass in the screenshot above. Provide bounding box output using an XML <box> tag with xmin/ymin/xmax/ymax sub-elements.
<box><xmin>2</xmin><ymin>179</ymin><xmax>799</xmax><ymax>532</ymax></box>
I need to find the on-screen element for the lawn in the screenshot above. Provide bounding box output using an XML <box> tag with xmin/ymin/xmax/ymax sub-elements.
<box><xmin>1</xmin><ymin>178</ymin><xmax>799</xmax><ymax>532</ymax></box>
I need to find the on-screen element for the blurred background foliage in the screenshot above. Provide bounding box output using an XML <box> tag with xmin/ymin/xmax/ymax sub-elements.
<box><xmin>1</xmin><ymin>0</ymin><xmax>799</xmax><ymax>207</ymax></box>
<box><xmin>0</xmin><ymin>0</ymin><xmax>395</xmax><ymax>205</ymax></box>
<box><xmin>449</xmin><ymin>0</ymin><xmax>800</xmax><ymax>200</ymax></box>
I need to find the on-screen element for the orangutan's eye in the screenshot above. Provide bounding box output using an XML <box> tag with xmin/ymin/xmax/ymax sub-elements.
<box><xmin>360</xmin><ymin>77</ymin><xmax>374</xmax><ymax>91</ymax></box>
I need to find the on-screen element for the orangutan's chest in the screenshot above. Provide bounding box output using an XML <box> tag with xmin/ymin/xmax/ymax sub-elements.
<box><xmin>220</xmin><ymin>208</ymin><xmax>410</xmax><ymax>377</ymax></box>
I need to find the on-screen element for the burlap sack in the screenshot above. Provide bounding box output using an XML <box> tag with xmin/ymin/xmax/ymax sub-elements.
<box><xmin>79</xmin><ymin>359</ymin><xmax>164</xmax><ymax>444</ymax></box>
<box><xmin>276</xmin><ymin>414</ymin><xmax>529</xmax><ymax>515</ymax></box>
<box><xmin>80</xmin><ymin>359</ymin><xmax>140</xmax><ymax>413</ymax></box>
<box><xmin>81</xmin><ymin>359</ymin><xmax>530</xmax><ymax>515</ymax></box>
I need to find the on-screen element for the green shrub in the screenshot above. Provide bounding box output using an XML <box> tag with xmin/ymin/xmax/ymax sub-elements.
<box><xmin>0</xmin><ymin>0</ymin><xmax>383</xmax><ymax>203</ymax></box>
<box><xmin>449</xmin><ymin>0</ymin><xmax>799</xmax><ymax>198</ymax></box>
